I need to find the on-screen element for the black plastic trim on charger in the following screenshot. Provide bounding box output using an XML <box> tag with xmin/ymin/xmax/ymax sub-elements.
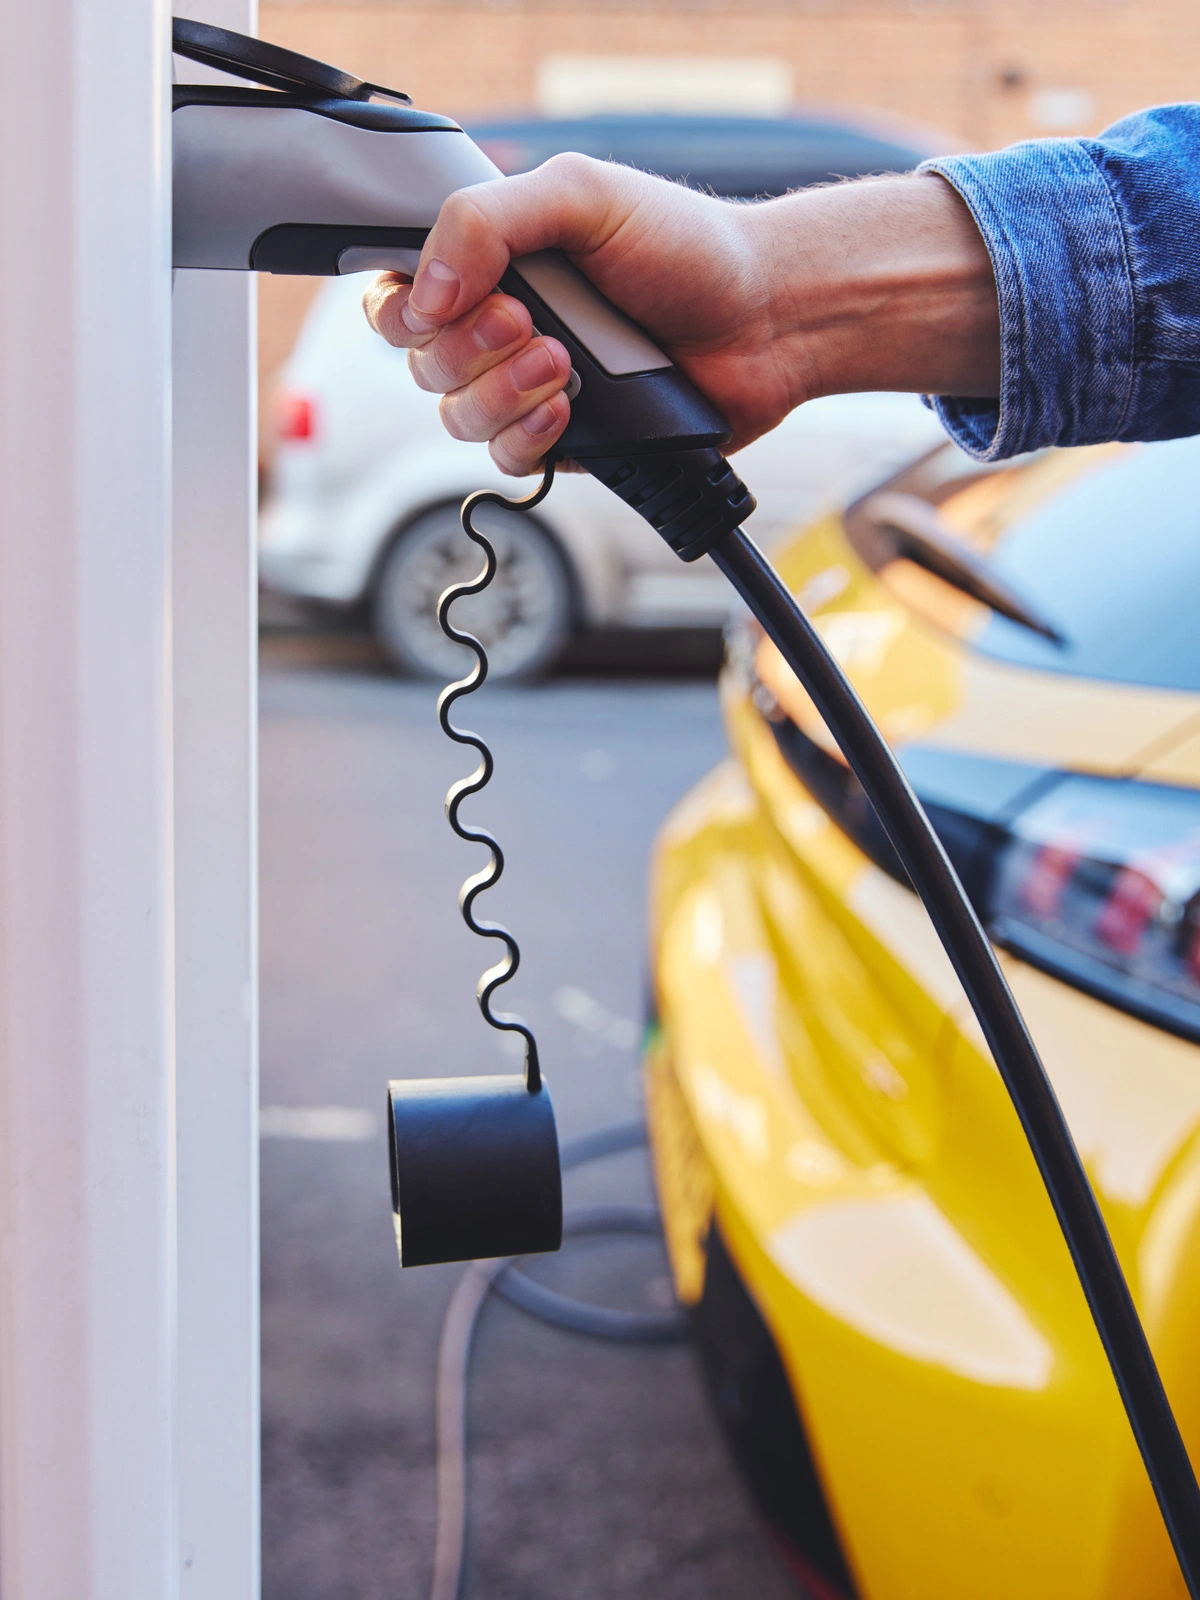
<box><xmin>584</xmin><ymin>449</ymin><xmax>754</xmax><ymax>562</ymax></box>
<box><xmin>693</xmin><ymin>1224</ymin><xmax>858</xmax><ymax>1600</ymax></box>
<box><xmin>172</xmin><ymin>15</ymin><xmax>410</xmax><ymax>104</ymax></box>
<box><xmin>250</xmin><ymin>223</ymin><xmax>432</xmax><ymax>275</ymax></box>
<box><xmin>172</xmin><ymin>85</ymin><xmax>457</xmax><ymax>133</ymax></box>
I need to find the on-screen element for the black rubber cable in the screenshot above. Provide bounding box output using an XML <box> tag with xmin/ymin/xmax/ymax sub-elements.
<box><xmin>709</xmin><ymin>525</ymin><xmax>1200</xmax><ymax>1595</ymax></box>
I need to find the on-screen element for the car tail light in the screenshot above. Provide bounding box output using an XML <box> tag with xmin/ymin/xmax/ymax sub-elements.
<box><xmin>992</xmin><ymin>775</ymin><xmax>1200</xmax><ymax>1040</ymax></box>
<box><xmin>769</xmin><ymin>709</ymin><xmax>1200</xmax><ymax>1044</ymax></box>
<box><xmin>1019</xmin><ymin>841</ymin><xmax>1086</xmax><ymax>921</ymax></box>
<box><xmin>277</xmin><ymin>391</ymin><xmax>315</xmax><ymax>442</ymax></box>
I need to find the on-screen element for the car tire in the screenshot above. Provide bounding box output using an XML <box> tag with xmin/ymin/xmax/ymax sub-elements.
<box><xmin>372</xmin><ymin>500</ymin><xmax>575</xmax><ymax>682</ymax></box>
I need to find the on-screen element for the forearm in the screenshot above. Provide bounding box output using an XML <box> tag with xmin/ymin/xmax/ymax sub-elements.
<box><xmin>367</xmin><ymin>107</ymin><xmax>1200</xmax><ymax>476</ymax></box>
<box><xmin>746</xmin><ymin>174</ymin><xmax>1001</xmax><ymax>408</ymax></box>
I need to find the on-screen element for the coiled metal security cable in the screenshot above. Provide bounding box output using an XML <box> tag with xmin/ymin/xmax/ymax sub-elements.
<box><xmin>435</xmin><ymin>466</ymin><xmax>559</xmax><ymax>1092</ymax></box>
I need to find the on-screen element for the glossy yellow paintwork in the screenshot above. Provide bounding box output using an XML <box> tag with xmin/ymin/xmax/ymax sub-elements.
<box><xmin>645</xmin><ymin>447</ymin><xmax>1200</xmax><ymax>1600</ymax></box>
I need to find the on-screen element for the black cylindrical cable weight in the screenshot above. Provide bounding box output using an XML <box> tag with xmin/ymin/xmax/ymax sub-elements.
<box><xmin>707</xmin><ymin>526</ymin><xmax>1200</xmax><ymax>1597</ymax></box>
<box><xmin>388</xmin><ymin>1075</ymin><xmax>562</xmax><ymax>1267</ymax></box>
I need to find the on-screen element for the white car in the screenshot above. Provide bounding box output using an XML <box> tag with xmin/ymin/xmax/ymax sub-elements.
<box><xmin>261</xmin><ymin>269</ymin><xmax>944</xmax><ymax>679</ymax></box>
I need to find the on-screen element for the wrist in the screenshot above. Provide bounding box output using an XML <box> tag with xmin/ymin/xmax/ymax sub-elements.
<box><xmin>750</xmin><ymin>173</ymin><xmax>1001</xmax><ymax>405</ymax></box>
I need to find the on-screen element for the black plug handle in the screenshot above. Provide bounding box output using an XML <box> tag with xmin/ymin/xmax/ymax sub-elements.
<box><xmin>246</xmin><ymin>220</ymin><xmax>758</xmax><ymax>561</ymax></box>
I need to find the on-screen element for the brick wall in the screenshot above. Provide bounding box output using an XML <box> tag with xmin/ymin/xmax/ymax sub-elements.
<box><xmin>255</xmin><ymin>0</ymin><xmax>1200</xmax><ymax>442</ymax></box>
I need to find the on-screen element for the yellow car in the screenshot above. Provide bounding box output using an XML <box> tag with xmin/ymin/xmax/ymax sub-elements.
<box><xmin>645</xmin><ymin>434</ymin><xmax>1200</xmax><ymax>1600</ymax></box>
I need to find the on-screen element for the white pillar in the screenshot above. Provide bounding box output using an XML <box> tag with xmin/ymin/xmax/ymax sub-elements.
<box><xmin>172</xmin><ymin>278</ymin><xmax>261</xmax><ymax>1600</ymax></box>
<box><xmin>0</xmin><ymin>0</ymin><xmax>178</xmax><ymax>1596</ymax></box>
<box><xmin>172</xmin><ymin>5</ymin><xmax>261</xmax><ymax>1598</ymax></box>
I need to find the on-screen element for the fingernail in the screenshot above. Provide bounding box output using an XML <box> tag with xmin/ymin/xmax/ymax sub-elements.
<box><xmin>473</xmin><ymin>305</ymin><xmax>519</xmax><ymax>352</ymax></box>
<box><xmin>399</xmin><ymin>290</ymin><xmax>433</xmax><ymax>335</ymax></box>
<box><xmin>410</xmin><ymin>257</ymin><xmax>460</xmax><ymax>318</ymax></box>
<box><xmin>511</xmin><ymin>344</ymin><xmax>558</xmax><ymax>392</ymax></box>
<box><xmin>523</xmin><ymin>401</ymin><xmax>560</xmax><ymax>437</ymax></box>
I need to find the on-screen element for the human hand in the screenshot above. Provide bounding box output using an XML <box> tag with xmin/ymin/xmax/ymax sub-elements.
<box><xmin>362</xmin><ymin>155</ymin><xmax>781</xmax><ymax>475</ymax></box>
<box><xmin>362</xmin><ymin>155</ymin><xmax>999</xmax><ymax>477</ymax></box>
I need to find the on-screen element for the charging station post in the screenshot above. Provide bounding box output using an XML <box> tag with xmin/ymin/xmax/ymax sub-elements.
<box><xmin>172</xmin><ymin>6</ymin><xmax>261</xmax><ymax>1593</ymax></box>
<box><xmin>0</xmin><ymin>2</ymin><xmax>262</xmax><ymax>1596</ymax></box>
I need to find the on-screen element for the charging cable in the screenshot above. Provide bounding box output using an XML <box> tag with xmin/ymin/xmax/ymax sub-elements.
<box><xmin>709</xmin><ymin>526</ymin><xmax>1200</xmax><ymax>1594</ymax></box>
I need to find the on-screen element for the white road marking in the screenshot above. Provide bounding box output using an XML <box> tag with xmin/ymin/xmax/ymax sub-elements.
<box><xmin>554</xmin><ymin>985</ymin><xmax>640</xmax><ymax>1051</ymax></box>
<box><xmin>578</xmin><ymin>748</ymin><xmax>617</xmax><ymax>781</ymax></box>
<box><xmin>259</xmin><ymin>1105</ymin><xmax>377</xmax><ymax>1142</ymax></box>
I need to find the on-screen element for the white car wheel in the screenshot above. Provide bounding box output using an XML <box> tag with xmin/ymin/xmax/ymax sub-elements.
<box><xmin>373</xmin><ymin>501</ymin><xmax>574</xmax><ymax>682</ymax></box>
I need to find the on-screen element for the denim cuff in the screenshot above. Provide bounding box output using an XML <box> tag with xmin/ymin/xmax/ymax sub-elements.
<box><xmin>918</xmin><ymin>142</ymin><xmax>1135</xmax><ymax>460</ymax></box>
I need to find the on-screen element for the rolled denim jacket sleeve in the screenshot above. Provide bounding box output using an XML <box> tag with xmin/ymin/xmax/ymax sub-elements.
<box><xmin>920</xmin><ymin>105</ymin><xmax>1200</xmax><ymax>460</ymax></box>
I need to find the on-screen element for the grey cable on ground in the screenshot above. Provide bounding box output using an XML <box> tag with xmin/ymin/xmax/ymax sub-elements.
<box><xmin>431</xmin><ymin>1255</ymin><xmax>511</xmax><ymax>1600</ymax></box>
<box><xmin>428</xmin><ymin>1121</ymin><xmax>687</xmax><ymax>1600</ymax></box>
<box><xmin>493</xmin><ymin>1204</ymin><xmax>687</xmax><ymax>1342</ymax></box>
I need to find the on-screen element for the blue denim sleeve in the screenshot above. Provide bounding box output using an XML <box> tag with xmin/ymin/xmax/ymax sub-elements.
<box><xmin>919</xmin><ymin>105</ymin><xmax>1200</xmax><ymax>460</ymax></box>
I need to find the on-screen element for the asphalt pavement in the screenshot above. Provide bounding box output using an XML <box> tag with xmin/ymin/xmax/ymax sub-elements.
<box><xmin>259</xmin><ymin>636</ymin><xmax>798</xmax><ymax>1600</ymax></box>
